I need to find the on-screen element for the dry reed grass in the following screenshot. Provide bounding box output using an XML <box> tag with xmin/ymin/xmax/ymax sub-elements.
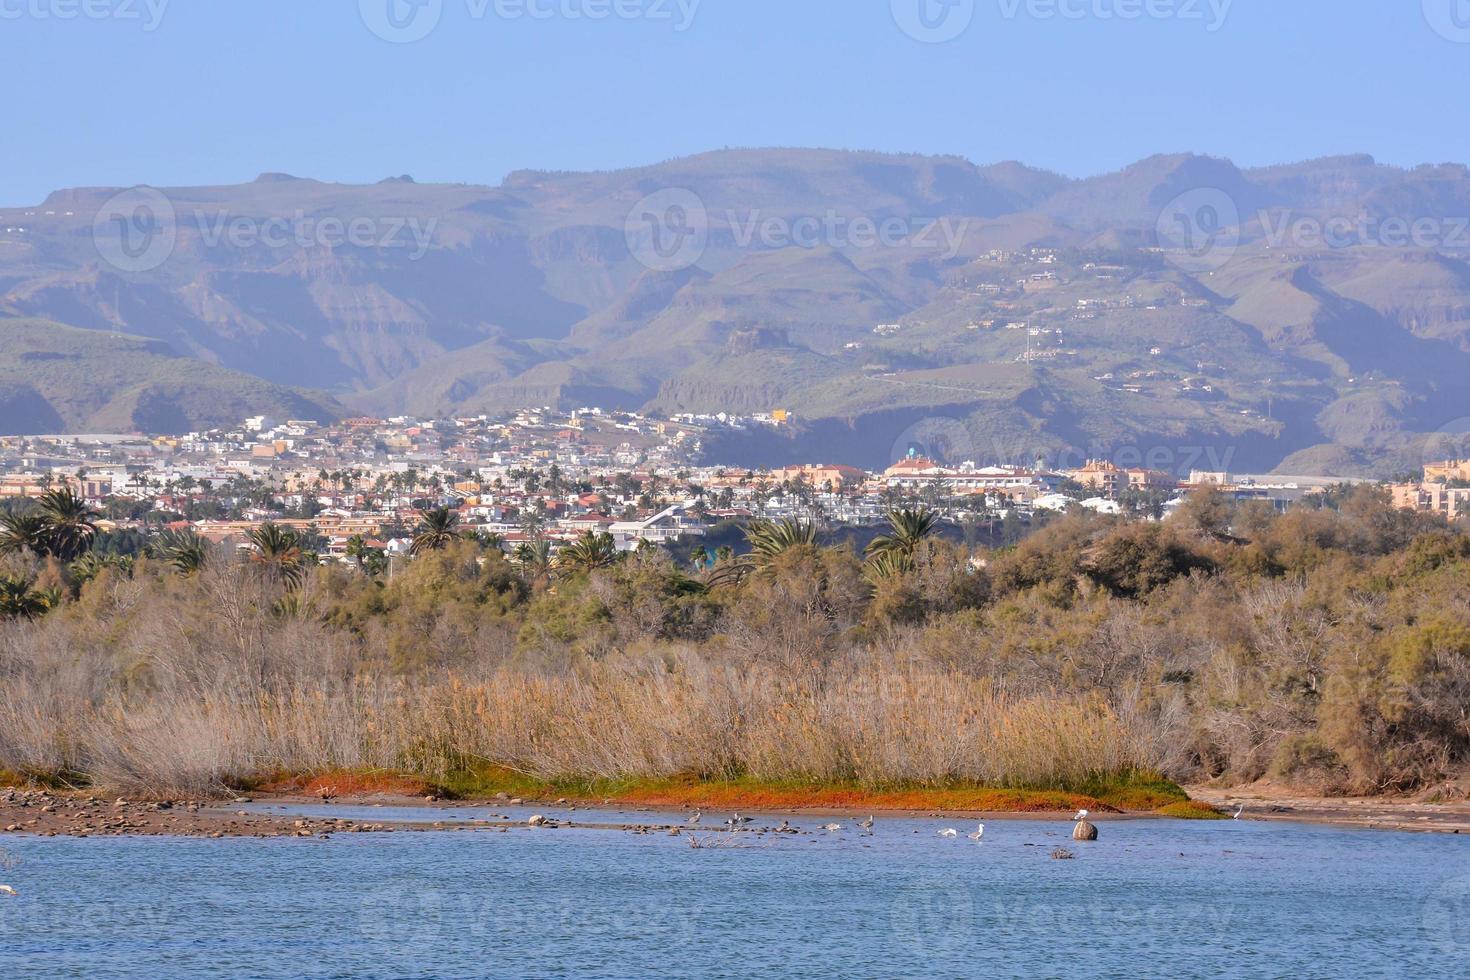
<box><xmin>0</xmin><ymin>644</ymin><xmax>1166</xmax><ymax>798</ymax></box>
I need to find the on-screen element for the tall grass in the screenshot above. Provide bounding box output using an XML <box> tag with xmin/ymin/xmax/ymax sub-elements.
<box><xmin>0</xmin><ymin>646</ymin><xmax>1165</xmax><ymax>798</ymax></box>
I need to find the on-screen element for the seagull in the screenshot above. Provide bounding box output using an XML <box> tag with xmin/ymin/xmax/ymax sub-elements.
<box><xmin>725</xmin><ymin>813</ymin><xmax>753</xmax><ymax>828</ymax></box>
<box><xmin>687</xmin><ymin>811</ymin><xmax>701</xmax><ymax>826</ymax></box>
<box><xmin>937</xmin><ymin>828</ymin><xmax>959</xmax><ymax>838</ymax></box>
<box><xmin>0</xmin><ymin>885</ymin><xmax>16</xmax><ymax>897</ymax></box>
<box><xmin>1073</xmin><ymin>809</ymin><xmax>1089</xmax><ymax>822</ymax></box>
<box><xmin>857</xmin><ymin>815</ymin><xmax>875</xmax><ymax>835</ymax></box>
<box><xmin>821</xmin><ymin>822</ymin><xmax>844</xmax><ymax>833</ymax></box>
<box><xmin>968</xmin><ymin>823</ymin><xmax>985</xmax><ymax>841</ymax></box>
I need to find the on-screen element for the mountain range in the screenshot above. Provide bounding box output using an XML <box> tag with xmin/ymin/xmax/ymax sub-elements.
<box><xmin>5</xmin><ymin>148</ymin><xmax>1470</xmax><ymax>475</ymax></box>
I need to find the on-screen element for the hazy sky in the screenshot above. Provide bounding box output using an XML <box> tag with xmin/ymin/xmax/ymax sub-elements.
<box><xmin>4</xmin><ymin>0</ymin><xmax>1468</xmax><ymax>203</ymax></box>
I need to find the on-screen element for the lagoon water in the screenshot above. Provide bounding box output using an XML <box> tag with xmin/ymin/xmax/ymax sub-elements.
<box><xmin>2</xmin><ymin>806</ymin><xmax>1466</xmax><ymax>978</ymax></box>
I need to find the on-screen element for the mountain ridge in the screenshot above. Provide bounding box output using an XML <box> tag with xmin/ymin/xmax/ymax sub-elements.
<box><xmin>7</xmin><ymin>147</ymin><xmax>1470</xmax><ymax>473</ymax></box>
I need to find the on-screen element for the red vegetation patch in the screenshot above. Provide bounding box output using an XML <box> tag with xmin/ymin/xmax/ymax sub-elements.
<box><xmin>262</xmin><ymin>771</ymin><xmax>439</xmax><ymax>799</ymax></box>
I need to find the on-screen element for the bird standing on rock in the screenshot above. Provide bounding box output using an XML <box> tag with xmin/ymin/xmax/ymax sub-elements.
<box><xmin>1073</xmin><ymin>809</ymin><xmax>1089</xmax><ymax>822</ymax></box>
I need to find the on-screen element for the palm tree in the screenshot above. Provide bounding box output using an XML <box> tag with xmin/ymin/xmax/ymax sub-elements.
<box><xmin>461</xmin><ymin>528</ymin><xmax>506</xmax><ymax>552</ymax></box>
<box><xmin>866</xmin><ymin>507</ymin><xmax>939</xmax><ymax>563</ymax></box>
<box><xmin>555</xmin><ymin>531</ymin><xmax>621</xmax><ymax>576</ymax></box>
<box><xmin>410</xmin><ymin>507</ymin><xmax>461</xmax><ymax>556</ymax></box>
<box><xmin>745</xmin><ymin>518</ymin><xmax>818</xmax><ymax>571</ymax></box>
<box><xmin>151</xmin><ymin>529</ymin><xmax>208</xmax><ymax>575</ymax></box>
<box><xmin>0</xmin><ymin>512</ymin><xmax>48</xmax><ymax>557</ymax></box>
<box><xmin>247</xmin><ymin>523</ymin><xmax>305</xmax><ymax>590</ymax></box>
<box><xmin>69</xmin><ymin>552</ymin><xmax>133</xmax><ymax>586</ymax></box>
<box><xmin>863</xmin><ymin>549</ymin><xmax>913</xmax><ymax>583</ymax></box>
<box><xmin>35</xmin><ymin>488</ymin><xmax>99</xmax><ymax>561</ymax></box>
<box><xmin>344</xmin><ymin>534</ymin><xmax>371</xmax><ymax>570</ymax></box>
<box><xmin>512</xmin><ymin>539</ymin><xmax>553</xmax><ymax>583</ymax></box>
<box><xmin>0</xmin><ymin>574</ymin><xmax>48</xmax><ymax>620</ymax></box>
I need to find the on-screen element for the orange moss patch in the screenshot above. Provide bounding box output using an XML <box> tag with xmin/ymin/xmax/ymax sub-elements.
<box><xmin>261</xmin><ymin>771</ymin><xmax>439</xmax><ymax>799</ymax></box>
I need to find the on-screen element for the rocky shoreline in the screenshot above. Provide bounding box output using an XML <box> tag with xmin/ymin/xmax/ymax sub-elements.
<box><xmin>0</xmin><ymin>789</ymin><xmax>800</xmax><ymax>841</ymax></box>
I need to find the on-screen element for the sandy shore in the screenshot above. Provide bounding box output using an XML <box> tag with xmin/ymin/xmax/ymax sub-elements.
<box><xmin>1187</xmin><ymin>786</ymin><xmax>1470</xmax><ymax>835</ymax></box>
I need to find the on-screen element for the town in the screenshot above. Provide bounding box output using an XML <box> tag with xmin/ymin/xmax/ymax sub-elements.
<box><xmin>1</xmin><ymin>409</ymin><xmax>1457</xmax><ymax>569</ymax></box>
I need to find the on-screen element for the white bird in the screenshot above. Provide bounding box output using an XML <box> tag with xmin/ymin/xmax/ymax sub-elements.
<box><xmin>937</xmin><ymin>828</ymin><xmax>959</xmax><ymax>838</ymax></box>
<box><xmin>1073</xmin><ymin>809</ymin><xmax>1089</xmax><ymax>821</ymax></box>
<box><xmin>857</xmin><ymin>815</ymin><xmax>875</xmax><ymax>834</ymax></box>
<box><xmin>968</xmin><ymin>823</ymin><xmax>985</xmax><ymax>841</ymax></box>
<box><xmin>1232</xmin><ymin>805</ymin><xmax>1245</xmax><ymax>820</ymax></box>
<box><xmin>725</xmin><ymin>813</ymin><xmax>752</xmax><ymax>828</ymax></box>
<box><xmin>687</xmin><ymin>811</ymin><xmax>701</xmax><ymax>826</ymax></box>
<box><xmin>821</xmin><ymin>822</ymin><xmax>844</xmax><ymax>833</ymax></box>
<box><xmin>0</xmin><ymin>885</ymin><xmax>16</xmax><ymax>897</ymax></box>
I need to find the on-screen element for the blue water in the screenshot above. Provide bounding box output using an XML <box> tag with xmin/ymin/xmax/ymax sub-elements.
<box><xmin>2</xmin><ymin>809</ymin><xmax>1467</xmax><ymax>978</ymax></box>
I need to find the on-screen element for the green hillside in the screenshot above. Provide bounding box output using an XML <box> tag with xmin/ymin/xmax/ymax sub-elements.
<box><xmin>0</xmin><ymin>318</ymin><xmax>340</xmax><ymax>434</ymax></box>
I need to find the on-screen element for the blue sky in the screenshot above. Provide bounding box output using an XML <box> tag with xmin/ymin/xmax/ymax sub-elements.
<box><xmin>4</xmin><ymin>0</ymin><xmax>1468</xmax><ymax>204</ymax></box>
